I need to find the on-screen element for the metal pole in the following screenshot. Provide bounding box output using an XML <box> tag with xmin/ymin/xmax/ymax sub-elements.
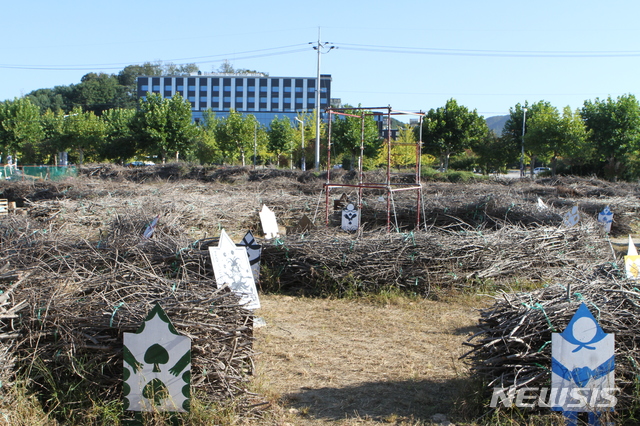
<box><xmin>296</xmin><ymin>117</ymin><xmax>306</xmax><ymax>171</ymax></box>
<box><xmin>520</xmin><ymin>107</ymin><xmax>527</xmax><ymax>177</ymax></box>
<box><xmin>315</xmin><ymin>28</ymin><xmax>321</xmax><ymax>171</ymax></box>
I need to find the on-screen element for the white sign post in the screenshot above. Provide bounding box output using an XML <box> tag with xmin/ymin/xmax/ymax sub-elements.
<box><xmin>551</xmin><ymin>303</ymin><xmax>615</xmax><ymax>425</ymax></box>
<box><xmin>123</xmin><ymin>303</ymin><xmax>191</xmax><ymax>413</ymax></box>
<box><xmin>259</xmin><ymin>205</ymin><xmax>279</xmax><ymax>239</ymax></box>
<box><xmin>209</xmin><ymin>229</ymin><xmax>260</xmax><ymax>310</ymax></box>
<box><xmin>597</xmin><ymin>206</ymin><xmax>613</xmax><ymax>233</ymax></box>
<box><xmin>625</xmin><ymin>235</ymin><xmax>640</xmax><ymax>279</ymax></box>
<box><xmin>341</xmin><ymin>203</ymin><xmax>359</xmax><ymax>231</ymax></box>
<box><xmin>563</xmin><ymin>206</ymin><xmax>580</xmax><ymax>228</ymax></box>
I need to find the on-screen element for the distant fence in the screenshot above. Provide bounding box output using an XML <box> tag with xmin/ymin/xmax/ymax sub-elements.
<box><xmin>2</xmin><ymin>165</ymin><xmax>78</xmax><ymax>182</ymax></box>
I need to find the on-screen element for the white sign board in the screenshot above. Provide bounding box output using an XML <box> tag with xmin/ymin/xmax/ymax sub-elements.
<box><xmin>341</xmin><ymin>203</ymin><xmax>359</xmax><ymax>231</ymax></box>
<box><xmin>597</xmin><ymin>206</ymin><xmax>613</xmax><ymax>233</ymax></box>
<box><xmin>537</xmin><ymin>197</ymin><xmax>549</xmax><ymax>211</ymax></box>
<box><xmin>209</xmin><ymin>229</ymin><xmax>260</xmax><ymax>310</ymax></box>
<box><xmin>259</xmin><ymin>205</ymin><xmax>279</xmax><ymax>239</ymax></box>
<box><xmin>551</xmin><ymin>303</ymin><xmax>615</xmax><ymax>418</ymax></box>
<box><xmin>563</xmin><ymin>206</ymin><xmax>580</xmax><ymax>228</ymax></box>
<box><xmin>625</xmin><ymin>235</ymin><xmax>640</xmax><ymax>279</ymax></box>
<box><xmin>123</xmin><ymin>303</ymin><xmax>191</xmax><ymax>412</ymax></box>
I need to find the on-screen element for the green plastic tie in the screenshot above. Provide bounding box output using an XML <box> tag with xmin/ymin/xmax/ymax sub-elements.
<box><xmin>537</xmin><ymin>340</ymin><xmax>552</xmax><ymax>353</ymax></box>
<box><xmin>110</xmin><ymin>302</ymin><xmax>125</xmax><ymax>328</ymax></box>
<box><xmin>522</xmin><ymin>298</ymin><xmax>556</xmax><ymax>332</ymax></box>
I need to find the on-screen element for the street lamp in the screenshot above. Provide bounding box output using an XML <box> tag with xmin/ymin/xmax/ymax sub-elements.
<box><xmin>295</xmin><ymin>117</ymin><xmax>306</xmax><ymax>171</ymax></box>
<box><xmin>311</xmin><ymin>28</ymin><xmax>335</xmax><ymax>171</ymax></box>
<box><xmin>520</xmin><ymin>107</ymin><xmax>527</xmax><ymax>177</ymax></box>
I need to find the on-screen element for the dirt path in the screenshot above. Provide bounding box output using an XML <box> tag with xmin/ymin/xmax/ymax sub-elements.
<box><xmin>253</xmin><ymin>295</ymin><xmax>484</xmax><ymax>425</ymax></box>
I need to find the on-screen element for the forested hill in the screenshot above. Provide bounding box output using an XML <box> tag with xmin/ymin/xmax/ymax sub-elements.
<box><xmin>485</xmin><ymin>115</ymin><xmax>509</xmax><ymax>136</ymax></box>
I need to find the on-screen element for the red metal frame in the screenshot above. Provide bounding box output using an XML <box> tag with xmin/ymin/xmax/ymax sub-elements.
<box><xmin>324</xmin><ymin>106</ymin><xmax>425</xmax><ymax>232</ymax></box>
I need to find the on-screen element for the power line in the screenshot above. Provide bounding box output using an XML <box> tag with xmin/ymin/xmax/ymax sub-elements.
<box><xmin>0</xmin><ymin>44</ymin><xmax>311</xmax><ymax>71</ymax></box>
<box><xmin>338</xmin><ymin>42</ymin><xmax>640</xmax><ymax>58</ymax></box>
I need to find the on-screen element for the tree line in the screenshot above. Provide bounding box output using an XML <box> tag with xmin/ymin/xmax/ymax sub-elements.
<box><xmin>1</xmin><ymin>62</ymin><xmax>640</xmax><ymax>180</ymax></box>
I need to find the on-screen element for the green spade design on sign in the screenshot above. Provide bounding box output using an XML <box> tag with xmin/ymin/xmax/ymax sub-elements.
<box><xmin>142</xmin><ymin>378</ymin><xmax>169</xmax><ymax>406</ymax></box>
<box><xmin>123</xmin><ymin>303</ymin><xmax>191</xmax><ymax>412</ymax></box>
<box><xmin>145</xmin><ymin>344</ymin><xmax>169</xmax><ymax>373</ymax></box>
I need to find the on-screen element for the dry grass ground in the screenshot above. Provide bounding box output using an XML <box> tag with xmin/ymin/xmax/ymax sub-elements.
<box><xmin>253</xmin><ymin>294</ymin><xmax>485</xmax><ymax>425</ymax></box>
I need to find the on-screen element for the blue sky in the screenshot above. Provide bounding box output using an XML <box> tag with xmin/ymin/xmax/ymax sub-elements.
<box><xmin>3</xmin><ymin>0</ymin><xmax>640</xmax><ymax>120</ymax></box>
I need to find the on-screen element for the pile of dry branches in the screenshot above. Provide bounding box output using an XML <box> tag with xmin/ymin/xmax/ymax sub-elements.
<box><xmin>0</xmin><ymin>211</ymin><xmax>256</xmax><ymax>407</ymax></box>
<box><xmin>261</xmin><ymin>221</ymin><xmax>613</xmax><ymax>297</ymax></box>
<box><xmin>461</xmin><ymin>270</ymin><xmax>640</xmax><ymax>413</ymax></box>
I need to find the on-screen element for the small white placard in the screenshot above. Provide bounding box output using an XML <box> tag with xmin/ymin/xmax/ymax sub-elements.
<box><xmin>342</xmin><ymin>203</ymin><xmax>359</xmax><ymax>231</ymax></box>
<box><xmin>259</xmin><ymin>205</ymin><xmax>279</xmax><ymax>239</ymax></box>
<box><xmin>209</xmin><ymin>229</ymin><xmax>260</xmax><ymax>310</ymax></box>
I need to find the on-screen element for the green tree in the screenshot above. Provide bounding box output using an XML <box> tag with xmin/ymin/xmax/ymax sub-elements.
<box><xmin>472</xmin><ymin>130</ymin><xmax>516</xmax><ymax>174</ymax></box>
<box><xmin>502</xmin><ymin>103</ymin><xmax>530</xmax><ymax>175</ymax></box>
<box><xmin>0</xmin><ymin>97</ymin><xmax>44</xmax><ymax>163</ymax></box>
<box><xmin>60</xmin><ymin>107</ymin><xmax>106</xmax><ymax>164</ymax></box>
<box><xmin>581</xmin><ymin>94</ymin><xmax>640</xmax><ymax>180</ymax></box>
<box><xmin>133</xmin><ymin>93</ymin><xmax>197</xmax><ymax>163</ymax></box>
<box><xmin>267</xmin><ymin>116</ymin><xmax>295</xmax><ymax>167</ymax></box>
<box><xmin>101</xmin><ymin>108</ymin><xmax>137</xmax><ymax>163</ymax></box>
<box><xmin>330</xmin><ymin>107</ymin><xmax>381</xmax><ymax>170</ymax></box>
<box><xmin>418</xmin><ymin>98</ymin><xmax>487</xmax><ymax>171</ymax></box>
<box><xmin>213</xmin><ymin>109</ymin><xmax>259</xmax><ymax>166</ymax></box>
<box><xmin>522</xmin><ymin>101</ymin><xmax>560</xmax><ymax>176</ymax></box>
<box><xmin>375</xmin><ymin>124</ymin><xmax>420</xmax><ymax>169</ymax></box>
<box><xmin>39</xmin><ymin>109</ymin><xmax>65</xmax><ymax>164</ymax></box>
<box><xmin>75</xmin><ymin>72</ymin><xmax>131</xmax><ymax>114</ymax></box>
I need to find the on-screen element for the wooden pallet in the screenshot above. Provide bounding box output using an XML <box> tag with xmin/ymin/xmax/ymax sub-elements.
<box><xmin>0</xmin><ymin>199</ymin><xmax>7</xmax><ymax>216</ymax></box>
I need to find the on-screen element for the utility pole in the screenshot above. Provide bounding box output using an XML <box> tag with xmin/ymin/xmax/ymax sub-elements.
<box><xmin>311</xmin><ymin>28</ymin><xmax>335</xmax><ymax>171</ymax></box>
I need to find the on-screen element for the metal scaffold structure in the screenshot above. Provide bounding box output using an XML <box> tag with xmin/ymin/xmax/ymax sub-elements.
<box><xmin>324</xmin><ymin>106</ymin><xmax>426</xmax><ymax>232</ymax></box>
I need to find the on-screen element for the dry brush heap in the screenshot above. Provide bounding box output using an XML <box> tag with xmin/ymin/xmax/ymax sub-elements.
<box><xmin>0</xmin><ymin>210</ymin><xmax>256</xmax><ymax>415</ymax></box>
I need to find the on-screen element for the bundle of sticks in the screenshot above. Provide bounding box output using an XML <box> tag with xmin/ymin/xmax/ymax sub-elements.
<box><xmin>261</xmin><ymin>221</ymin><xmax>613</xmax><ymax>297</ymax></box>
<box><xmin>461</xmin><ymin>268</ymin><xmax>640</xmax><ymax>412</ymax></box>
<box><xmin>0</xmin><ymin>212</ymin><xmax>255</xmax><ymax>405</ymax></box>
